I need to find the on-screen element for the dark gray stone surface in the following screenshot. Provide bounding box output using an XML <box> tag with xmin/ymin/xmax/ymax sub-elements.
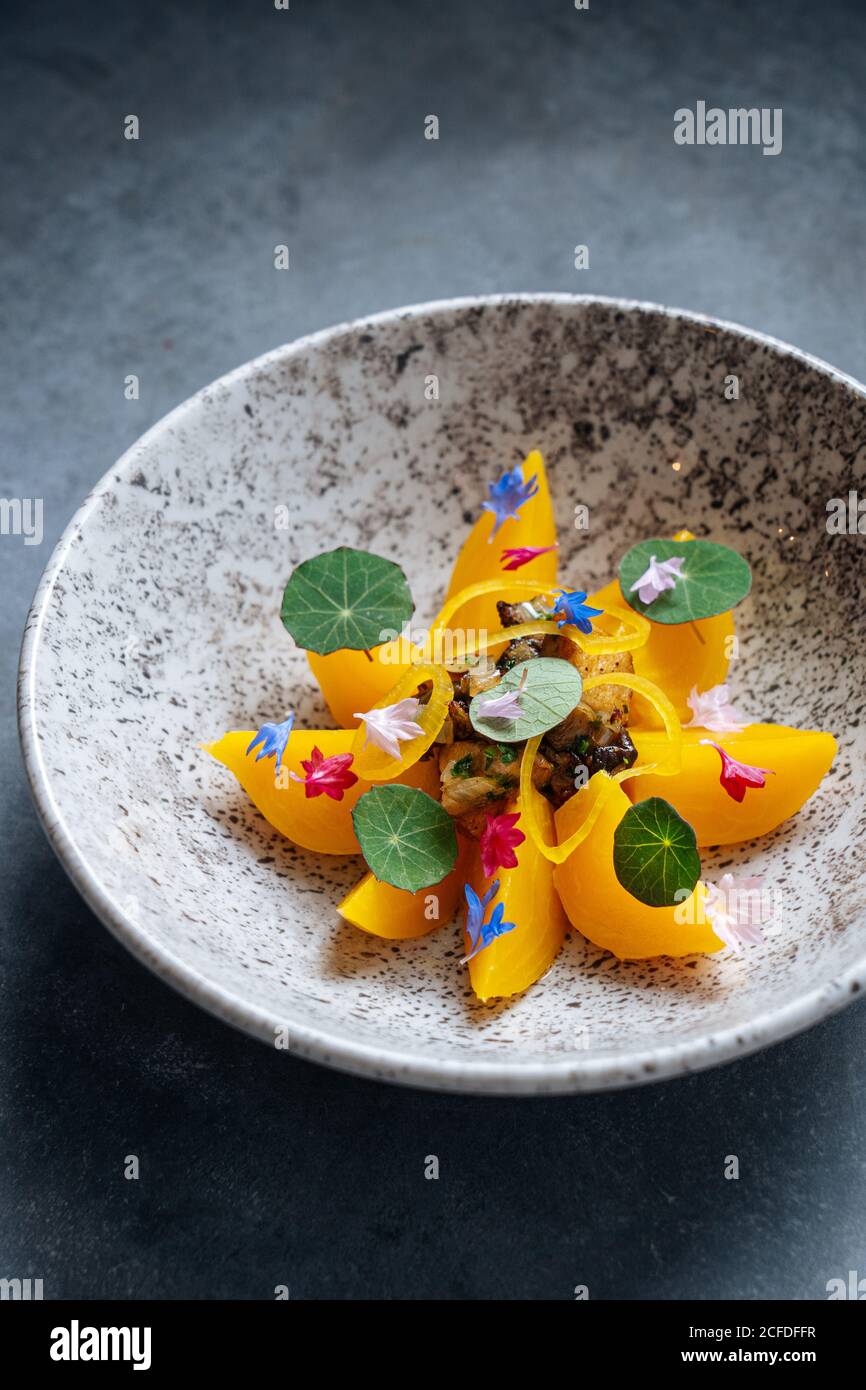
<box><xmin>2</xmin><ymin>0</ymin><xmax>864</xmax><ymax>1299</ymax></box>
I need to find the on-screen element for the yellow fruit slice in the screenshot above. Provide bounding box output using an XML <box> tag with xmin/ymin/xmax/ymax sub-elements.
<box><xmin>307</xmin><ymin>638</ymin><xmax>422</xmax><ymax>730</ymax></box>
<box><xmin>337</xmin><ymin>835</ymin><xmax>474</xmax><ymax>939</ymax></box>
<box><xmin>464</xmin><ymin>791</ymin><xmax>568</xmax><ymax>1002</ymax></box>
<box><xmin>552</xmin><ymin>776</ymin><xmax>722</xmax><ymax>959</ymax></box>
<box><xmin>626</xmin><ymin>724</ymin><xmax>837</xmax><ymax>846</ymax></box>
<box><xmin>442</xmin><ymin>449</ymin><xmax>558</xmax><ymax>635</ymax></box>
<box><xmin>206</xmin><ymin>729</ymin><xmax>439</xmax><ymax>854</ymax></box>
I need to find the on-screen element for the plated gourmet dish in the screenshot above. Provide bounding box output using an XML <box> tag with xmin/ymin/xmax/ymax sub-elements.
<box><xmin>206</xmin><ymin>450</ymin><xmax>837</xmax><ymax>1003</ymax></box>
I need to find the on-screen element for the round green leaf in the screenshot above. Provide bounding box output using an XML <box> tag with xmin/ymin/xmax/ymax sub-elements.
<box><xmin>352</xmin><ymin>785</ymin><xmax>458</xmax><ymax>892</ymax></box>
<box><xmin>468</xmin><ymin>657</ymin><xmax>583</xmax><ymax>744</ymax></box>
<box><xmin>612</xmin><ymin>798</ymin><xmax>701</xmax><ymax>908</ymax></box>
<box><xmin>280</xmin><ymin>546</ymin><xmax>414</xmax><ymax>654</ymax></box>
<box><xmin>619</xmin><ymin>538</ymin><xmax>751</xmax><ymax>624</ymax></box>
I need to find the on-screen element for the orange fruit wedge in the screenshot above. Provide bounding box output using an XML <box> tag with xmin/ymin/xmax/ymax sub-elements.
<box><xmin>552</xmin><ymin>775</ymin><xmax>722</xmax><ymax>959</ymax></box>
<box><xmin>205</xmin><ymin>729</ymin><xmax>439</xmax><ymax>854</ymax></box>
<box><xmin>626</xmin><ymin>724</ymin><xmax>837</xmax><ymax>846</ymax></box>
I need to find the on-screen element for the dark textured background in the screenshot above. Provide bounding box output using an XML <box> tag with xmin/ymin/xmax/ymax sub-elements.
<box><xmin>2</xmin><ymin>0</ymin><xmax>865</xmax><ymax>1300</ymax></box>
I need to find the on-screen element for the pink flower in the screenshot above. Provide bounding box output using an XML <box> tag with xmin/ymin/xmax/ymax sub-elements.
<box><xmin>354</xmin><ymin>697</ymin><xmax>424</xmax><ymax>760</ymax></box>
<box><xmin>479</xmin><ymin>812</ymin><xmax>526</xmax><ymax>880</ymax></box>
<box><xmin>630</xmin><ymin>554</ymin><xmax>685</xmax><ymax>605</ymax></box>
<box><xmin>290</xmin><ymin>746</ymin><xmax>358</xmax><ymax>800</ymax></box>
<box><xmin>500</xmin><ymin>544</ymin><xmax>558</xmax><ymax>572</ymax></box>
<box><xmin>699</xmin><ymin>740</ymin><xmax>774</xmax><ymax>803</ymax></box>
<box><xmin>687</xmin><ymin>684</ymin><xmax>748</xmax><ymax>734</ymax></box>
<box><xmin>704</xmin><ymin>873</ymin><xmax>773</xmax><ymax>952</ymax></box>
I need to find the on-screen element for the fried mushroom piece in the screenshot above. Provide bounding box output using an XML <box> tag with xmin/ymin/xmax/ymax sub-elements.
<box><xmin>532</xmin><ymin>720</ymin><xmax>638</xmax><ymax>809</ymax></box>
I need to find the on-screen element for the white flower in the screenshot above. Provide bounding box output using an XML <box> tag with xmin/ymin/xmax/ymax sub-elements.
<box><xmin>478</xmin><ymin>667</ymin><xmax>529</xmax><ymax>721</ymax></box>
<box><xmin>704</xmin><ymin>873</ymin><xmax>773</xmax><ymax>953</ymax></box>
<box><xmin>354</xmin><ymin>697</ymin><xmax>424</xmax><ymax>760</ymax></box>
<box><xmin>630</xmin><ymin>554</ymin><xmax>685</xmax><ymax>605</ymax></box>
<box><xmin>687</xmin><ymin>684</ymin><xmax>748</xmax><ymax>734</ymax></box>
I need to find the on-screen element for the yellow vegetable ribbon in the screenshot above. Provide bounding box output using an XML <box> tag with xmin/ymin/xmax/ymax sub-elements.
<box><xmin>519</xmin><ymin>672</ymin><xmax>683</xmax><ymax>864</ymax></box>
<box><xmin>424</xmin><ymin>577</ymin><xmax>650</xmax><ymax>663</ymax></box>
<box><xmin>350</xmin><ymin>662</ymin><xmax>452</xmax><ymax>781</ymax></box>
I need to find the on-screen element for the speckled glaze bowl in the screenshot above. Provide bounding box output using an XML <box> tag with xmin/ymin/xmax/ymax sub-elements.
<box><xmin>18</xmin><ymin>295</ymin><xmax>866</xmax><ymax>1093</ymax></box>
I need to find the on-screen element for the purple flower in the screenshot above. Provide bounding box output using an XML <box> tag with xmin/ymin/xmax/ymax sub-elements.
<box><xmin>552</xmin><ymin>588</ymin><xmax>604</xmax><ymax>635</ymax></box>
<box><xmin>686</xmin><ymin>684</ymin><xmax>748</xmax><ymax>734</ymax></box>
<box><xmin>462</xmin><ymin>881</ymin><xmax>518</xmax><ymax>962</ymax></box>
<box><xmin>482</xmin><ymin>464</ymin><xmax>539</xmax><ymax>540</ymax></box>
<box><xmin>630</xmin><ymin>554</ymin><xmax>685</xmax><ymax>605</ymax></box>
<box><xmin>246</xmin><ymin>713</ymin><xmax>295</xmax><ymax>773</ymax></box>
<box><xmin>704</xmin><ymin>873</ymin><xmax>773</xmax><ymax>953</ymax></box>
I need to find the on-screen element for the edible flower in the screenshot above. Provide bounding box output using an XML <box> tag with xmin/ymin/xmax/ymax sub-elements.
<box><xmin>552</xmin><ymin>588</ymin><xmax>604</xmax><ymax>635</ymax></box>
<box><xmin>704</xmin><ymin>873</ymin><xmax>772</xmax><ymax>952</ymax></box>
<box><xmin>290</xmin><ymin>746</ymin><xmax>358</xmax><ymax>801</ymax></box>
<box><xmin>462</xmin><ymin>881</ymin><xmax>518</xmax><ymax>962</ymax></box>
<box><xmin>699</xmin><ymin>740</ymin><xmax>774</xmax><ymax>802</ymax></box>
<box><xmin>630</xmin><ymin>554</ymin><xmax>685</xmax><ymax>605</ymax></box>
<box><xmin>478</xmin><ymin>666</ymin><xmax>528</xmax><ymax>721</ymax></box>
<box><xmin>354</xmin><ymin>696</ymin><xmax>424</xmax><ymax>760</ymax></box>
<box><xmin>246</xmin><ymin>713</ymin><xmax>295</xmax><ymax>774</ymax></box>
<box><xmin>482</xmin><ymin>464</ymin><xmax>539</xmax><ymax>540</ymax></box>
<box><xmin>687</xmin><ymin>683</ymin><xmax>748</xmax><ymax>734</ymax></box>
<box><xmin>500</xmin><ymin>543</ymin><xmax>558</xmax><ymax>571</ymax></box>
<box><xmin>479</xmin><ymin>811</ymin><xmax>525</xmax><ymax>879</ymax></box>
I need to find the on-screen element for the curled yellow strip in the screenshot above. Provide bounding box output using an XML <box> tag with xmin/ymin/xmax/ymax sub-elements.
<box><xmin>519</xmin><ymin>672</ymin><xmax>684</xmax><ymax>864</ymax></box>
<box><xmin>425</xmin><ymin>581</ymin><xmax>649</xmax><ymax>665</ymax></box>
<box><xmin>350</xmin><ymin>663</ymin><xmax>452</xmax><ymax>781</ymax></box>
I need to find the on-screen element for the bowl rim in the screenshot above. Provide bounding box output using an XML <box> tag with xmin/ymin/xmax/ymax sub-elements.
<box><xmin>17</xmin><ymin>292</ymin><xmax>866</xmax><ymax>1095</ymax></box>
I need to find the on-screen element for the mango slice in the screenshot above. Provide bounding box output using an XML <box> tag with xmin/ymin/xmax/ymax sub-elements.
<box><xmin>553</xmin><ymin>776</ymin><xmax>722</xmax><ymax>959</ymax></box>
<box><xmin>590</xmin><ymin>576</ymin><xmax>733</xmax><ymax>727</ymax></box>
<box><xmin>206</xmin><ymin>729</ymin><xmax>439</xmax><ymax>854</ymax></box>
<box><xmin>443</xmin><ymin>449</ymin><xmax>558</xmax><ymax>637</ymax></box>
<box><xmin>338</xmin><ymin>835</ymin><xmax>474</xmax><ymax>939</ymax></box>
<box><xmin>307</xmin><ymin>638</ymin><xmax>421</xmax><ymax>730</ymax></box>
<box><xmin>626</xmin><ymin>724</ymin><xmax>837</xmax><ymax>847</ymax></box>
<box><xmin>464</xmin><ymin>791</ymin><xmax>568</xmax><ymax>1002</ymax></box>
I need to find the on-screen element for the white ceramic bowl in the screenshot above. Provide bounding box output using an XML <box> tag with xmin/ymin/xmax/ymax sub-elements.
<box><xmin>18</xmin><ymin>295</ymin><xmax>866</xmax><ymax>1093</ymax></box>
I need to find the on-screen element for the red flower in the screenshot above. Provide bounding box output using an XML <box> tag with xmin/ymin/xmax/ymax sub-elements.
<box><xmin>479</xmin><ymin>811</ymin><xmax>525</xmax><ymax>879</ymax></box>
<box><xmin>700</xmin><ymin>740</ymin><xmax>774</xmax><ymax>803</ymax></box>
<box><xmin>499</xmin><ymin>544</ymin><xmax>558</xmax><ymax>572</ymax></box>
<box><xmin>291</xmin><ymin>746</ymin><xmax>358</xmax><ymax>801</ymax></box>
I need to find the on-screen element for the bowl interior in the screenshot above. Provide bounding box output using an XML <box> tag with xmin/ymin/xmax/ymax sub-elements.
<box><xmin>22</xmin><ymin>297</ymin><xmax>866</xmax><ymax>1090</ymax></box>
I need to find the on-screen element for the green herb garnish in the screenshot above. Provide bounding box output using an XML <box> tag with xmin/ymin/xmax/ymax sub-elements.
<box><xmin>469</xmin><ymin>658</ymin><xmax>583</xmax><ymax>744</ymax></box>
<box><xmin>612</xmin><ymin>798</ymin><xmax>701</xmax><ymax>908</ymax></box>
<box><xmin>280</xmin><ymin>546</ymin><xmax>414</xmax><ymax>654</ymax></box>
<box><xmin>352</xmin><ymin>785</ymin><xmax>457</xmax><ymax>891</ymax></box>
<box><xmin>619</xmin><ymin>538</ymin><xmax>751</xmax><ymax>625</ymax></box>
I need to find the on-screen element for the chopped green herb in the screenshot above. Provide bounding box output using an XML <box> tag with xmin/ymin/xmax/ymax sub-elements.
<box><xmin>451</xmin><ymin>754</ymin><xmax>474</xmax><ymax>778</ymax></box>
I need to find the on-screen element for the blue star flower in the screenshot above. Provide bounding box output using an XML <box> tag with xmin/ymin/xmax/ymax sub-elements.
<box><xmin>553</xmin><ymin>588</ymin><xmax>604</xmax><ymax>636</ymax></box>
<box><xmin>481</xmin><ymin>464</ymin><xmax>539</xmax><ymax>540</ymax></box>
<box><xmin>462</xmin><ymin>883</ymin><xmax>518</xmax><ymax>963</ymax></box>
<box><xmin>464</xmin><ymin>880</ymin><xmax>500</xmax><ymax>951</ymax></box>
<box><xmin>246</xmin><ymin>713</ymin><xmax>295</xmax><ymax>774</ymax></box>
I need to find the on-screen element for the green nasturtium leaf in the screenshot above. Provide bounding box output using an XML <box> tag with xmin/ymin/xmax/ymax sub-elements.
<box><xmin>468</xmin><ymin>657</ymin><xmax>583</xmax><ymax>744</ymax></box>
<box><xmin>280</xmin><ymin>546</ymin><xmax>414</xmax><ymax>655</ymax></box>
<box><xmin>619</xmin><ymin>538</ymin><xmax>751</xmax><ymax>624</ymax></box>
<box><xmin>612</xmin><ymin>798</ymin><xmax>701</xmax><ymax>908</ymax></box>
<box><xmin>352</xmin><ymin>785</ymin><xmax>458</xmax><ymax>892</ymax></box>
